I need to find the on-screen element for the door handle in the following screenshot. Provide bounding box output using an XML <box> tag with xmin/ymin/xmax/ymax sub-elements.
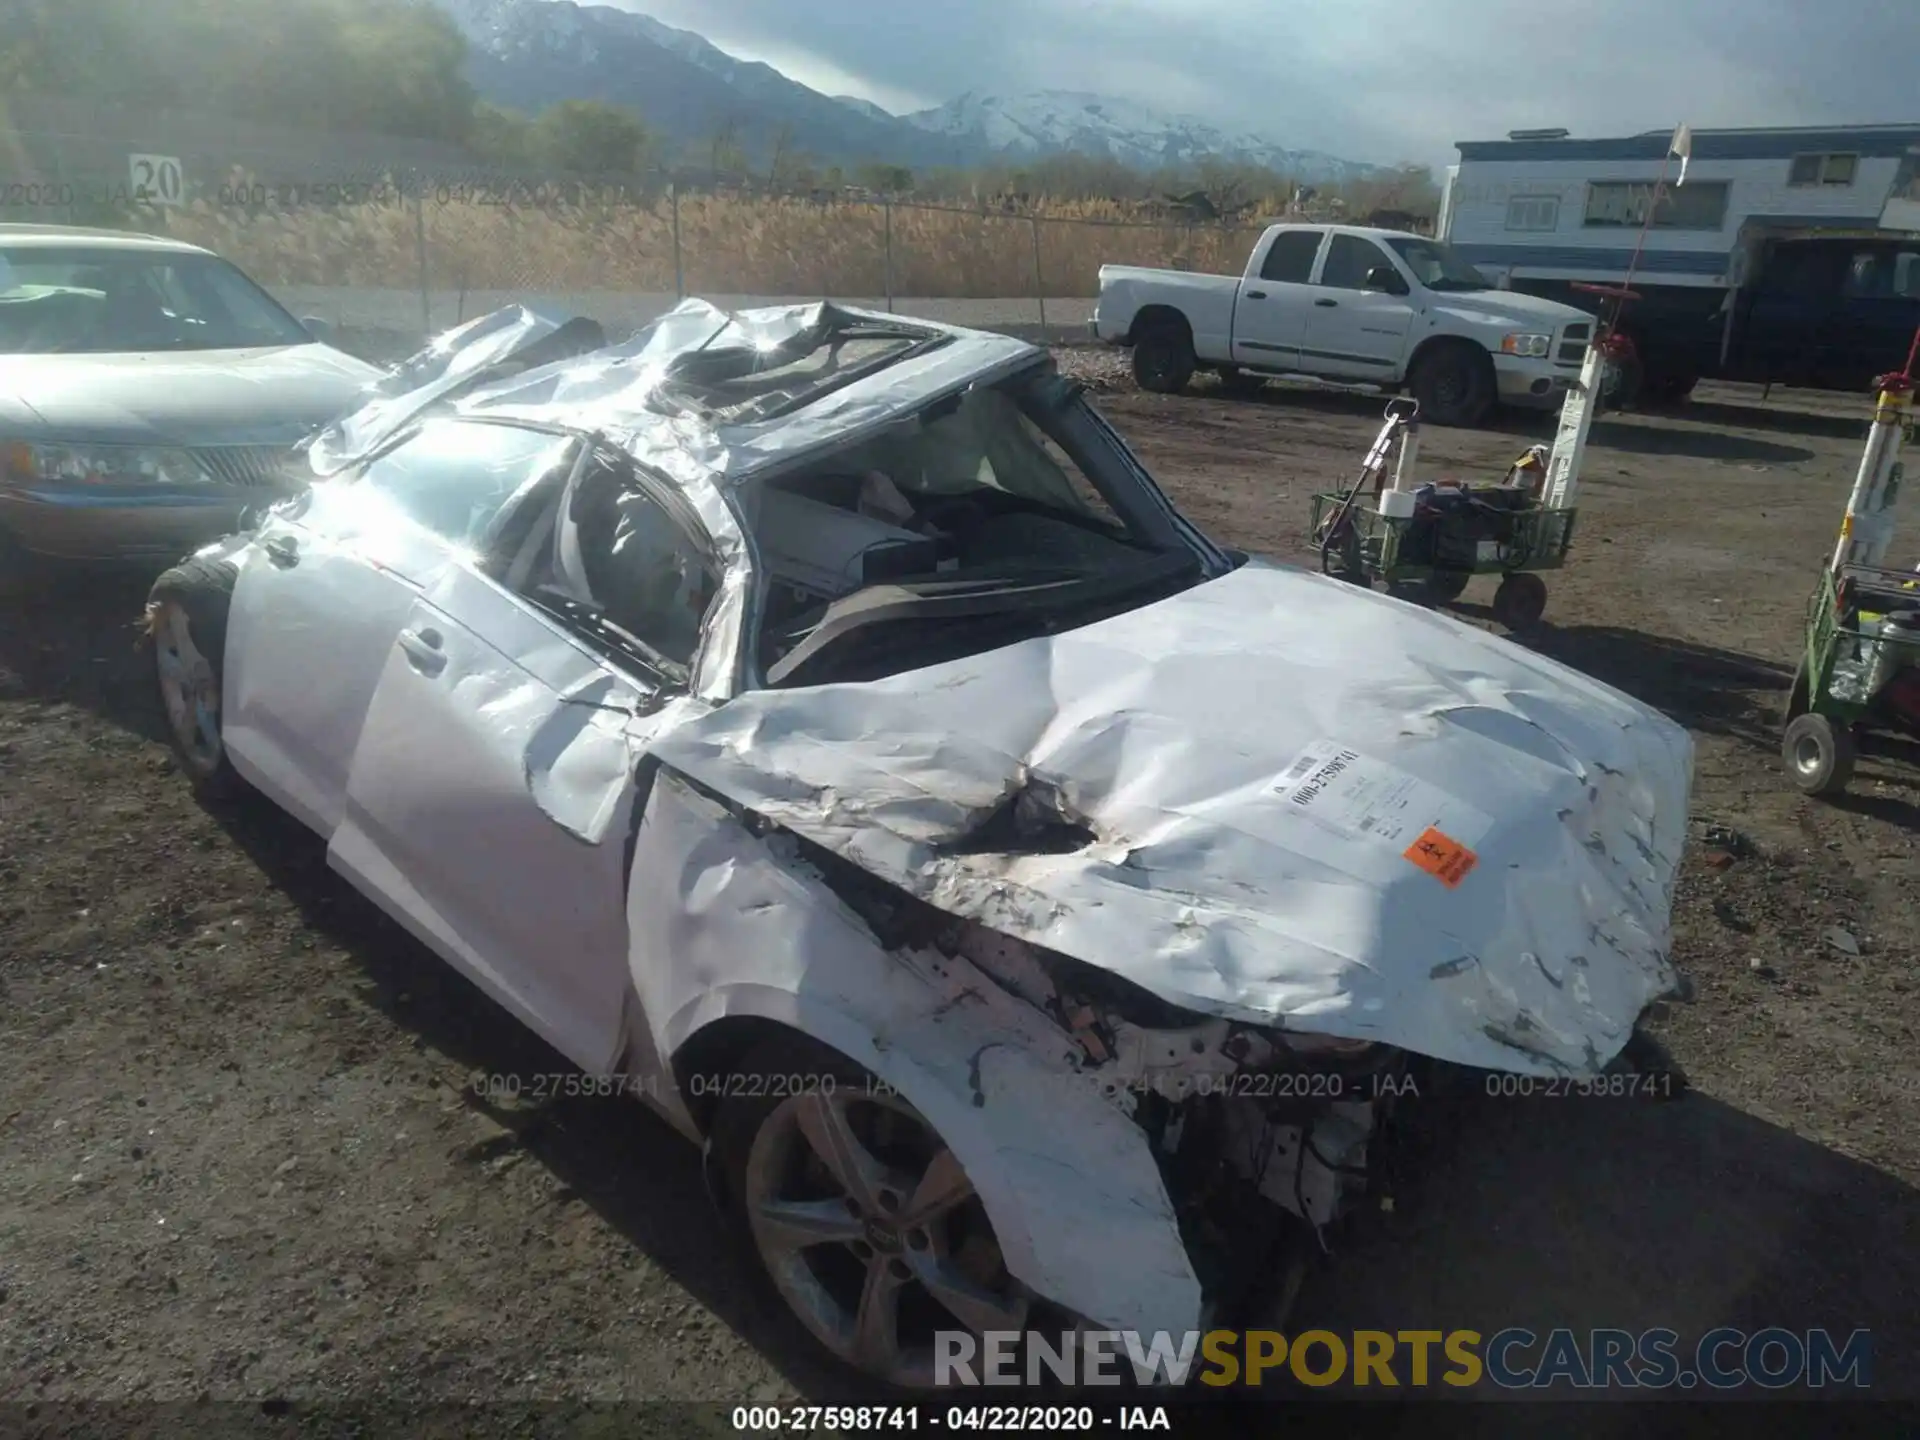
<box><xmin>264</xmin><ymin>534</ymin><xmax>299</xmax><ymax>568</ymax></box>
<box><xmin>1314</xmin><ymin>298</ymin><xmax>1339</xmax><ymax>308</ymax></box>
<box><xmin>1245</xmin><ymin>289</ymin><xmax>1268</xmax><ymax>299</ymax></box>
<box><xmin>397</xmin><ymin>626</ymin><xmax>446</xmax><ymax>675</ymax></box>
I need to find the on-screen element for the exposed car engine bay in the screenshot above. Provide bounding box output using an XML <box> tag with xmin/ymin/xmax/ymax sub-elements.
<box><xmin>782</xmin><ymin>828</ymin><xmax>1408</xmax><ymax>1324</ymax></box>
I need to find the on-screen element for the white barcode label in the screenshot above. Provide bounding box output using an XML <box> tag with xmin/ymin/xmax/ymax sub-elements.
<box><xmin>1272</xmin><ymin>738</ymin><xmax>1493</xmax><ymax>850</ymax></box>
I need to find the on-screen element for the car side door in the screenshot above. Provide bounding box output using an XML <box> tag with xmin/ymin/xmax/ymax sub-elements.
<box><xmin>1230</xmin><ymin>228</ymin><xmax>1325</xmax><ymax>369</ymax></box>
<box><xmin>221</xmin><ymin>473</ymin><xmax>454</xmax><ymax>839</ymax></box>
<box><xmin>328</xmin><ymin>445</ymin><xmax>720</xmax><ymax>1077</ymax></box>
<box><xmin>1301</xmin><ymin>233</ymin><xmax>1419</xmax><ymax>380</ymax></box>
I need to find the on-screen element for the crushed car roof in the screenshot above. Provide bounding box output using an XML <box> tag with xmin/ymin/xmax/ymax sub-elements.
<box><xmin>308</xmin><ymin>299</ymin><xmax>1042</xmax><ymax>486</ymax></box>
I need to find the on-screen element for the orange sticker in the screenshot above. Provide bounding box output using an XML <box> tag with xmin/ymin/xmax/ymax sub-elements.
<box><xmin>1403</xmin><ymin>826</ymin><xmax>1478</xmax><ymax>888</ymax></box>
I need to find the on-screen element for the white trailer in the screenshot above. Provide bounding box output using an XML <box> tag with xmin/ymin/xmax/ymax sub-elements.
<box><xmin>1437</xmin><ymin>125</ymin><xmax>1920</xmax><ymax>401</ymax></box>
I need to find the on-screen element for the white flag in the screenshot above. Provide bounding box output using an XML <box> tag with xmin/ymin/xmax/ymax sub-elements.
<box><xmin>1670</xmin><ymin>122</ymin><xmax>1693</xmax><ymax>187</ymax></box>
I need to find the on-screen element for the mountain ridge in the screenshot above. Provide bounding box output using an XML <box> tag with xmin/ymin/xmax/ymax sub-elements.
<box><xmin>435</xmin><ymin>0</ymin><xmax>1382</xmax><ymax>182</ymax></box>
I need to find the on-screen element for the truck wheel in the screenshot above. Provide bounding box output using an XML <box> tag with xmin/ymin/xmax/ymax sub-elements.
<box><xmin>1409</xmin><ymin>342</ymin><xmax>1495</xmax><ymax>427</ymax></box>
<box><xmin>1783</xmin><ymin>713</ymin><xmax>1856</xmax><ymax>797</ymax></box>
<box><xmin>1132</xmin><ymin>322</ymin><xmax>1196</xmax><ymax>394</ymax></box>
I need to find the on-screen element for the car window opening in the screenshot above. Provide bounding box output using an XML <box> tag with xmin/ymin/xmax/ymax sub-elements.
<box><xmin>507</xmin><ymin>451</ymin><xmax>718</xmax><ymax>688</ymax></box>
<box><xmin>743</xmin><ymin>377</ymin><xmax>1201</xmax><ymax>687</ymax></box>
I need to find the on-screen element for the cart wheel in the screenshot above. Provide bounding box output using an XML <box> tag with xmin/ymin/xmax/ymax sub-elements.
<box><xmin>1782</xmin><ymin>713</ymin><xmax>1856</xmax><ymax>797</ymax></box>
<box><xmin>1492</xmin><ymin>572</ymin><xmax>1548</xmax><ymax>630</ymax></box>
<box><xmin>1423</xmin><ymin>568</ymin><xmax>1472</xmax><ymax>604</ymax></box>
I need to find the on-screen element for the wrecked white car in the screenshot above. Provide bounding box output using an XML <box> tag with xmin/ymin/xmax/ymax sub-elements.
<box><xmin>145</xmin><ymin>300</ymin><xmax>1694</xmax><ymax>1388</ymax></box>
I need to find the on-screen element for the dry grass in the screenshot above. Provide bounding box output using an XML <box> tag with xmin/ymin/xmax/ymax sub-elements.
<box><xmin>156</xmin><ymin>179</ymin><xmax>1263</xmax><ymax>297</ymax></box>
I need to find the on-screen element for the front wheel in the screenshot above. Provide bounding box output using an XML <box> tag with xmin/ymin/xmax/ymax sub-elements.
<box><xmin>1132</xmin><ymin>324</ymin><xmax>1196</xmax><ymax>394</ymax></box>
<box><xmin>147</xmin><ymin>557</ymin><xmax>241</xmax><ymax>796</ymax></box>
<box><xmin>1782</xmin><ymin>712</ymin><xmax>1857</xmax><ymax>797</ymax></box>
<box><xmin>715</xmin><ymin>1038</ymin><xmax>1029</xmax><ymax>1392</ymax></box>
<box><xmin>1408</xmin><ymin>342</ymin><xmax>1496</xmax><ymax>428</ymax></box>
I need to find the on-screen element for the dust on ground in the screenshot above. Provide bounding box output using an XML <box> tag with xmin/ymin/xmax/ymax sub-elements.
<box><xmin>3</xmin><ymin>357</ymin><xmax>1918</xmax><ymax>1419</ymax></box>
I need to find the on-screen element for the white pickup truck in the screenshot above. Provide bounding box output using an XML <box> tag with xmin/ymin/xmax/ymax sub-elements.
<box><xmin>1094</xmin><ymin>224</ymin><xmax>1596</xmax><ymax>427</ymax></box>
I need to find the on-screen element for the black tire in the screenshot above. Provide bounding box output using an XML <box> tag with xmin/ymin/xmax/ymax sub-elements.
<box><xmin>712</xmin><ymin>1034</ymin><xmax>1028</xmax><ymax>1394</ymax></box>
<box><xmin>147</xmin><ymin>556</ymin><xmax>242</xmax><ymax>797</ymax></box>
<box><xmin>1132</xmin><ymin>321</ymin><xmax>1196</xmax><ymax>394</ymax></box>
<box><xmin>1216</xmin><ymin>365</ymin><xmax>1265</xmax><ymax>397</ymax></box>
<box><xmin>1491</xmin><ymin>571</ymin><xmax>1548</xmax><ymax>630</ymax></box>
<box><xmin>1408</xmin><ymin>341</ymin><xmax>1496</xmax><ymax>427</ymax></box>
<box><xmin>1782</xmin><ymin>712</ymin><xmax>1857</xmax><ymax>797</ymax></box>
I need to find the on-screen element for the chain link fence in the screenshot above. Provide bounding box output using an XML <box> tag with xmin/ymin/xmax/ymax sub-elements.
<box><xmin>2</xmin><ymin>117</ymin><xmax>1270</xmax><ymax>363</ymax></box>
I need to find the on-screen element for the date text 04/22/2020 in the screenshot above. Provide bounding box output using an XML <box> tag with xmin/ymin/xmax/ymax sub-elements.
<box><xmin>729</xmin><ymin>1405</ymin><xmax>1171</xmax><ymax>1432</ymax></box>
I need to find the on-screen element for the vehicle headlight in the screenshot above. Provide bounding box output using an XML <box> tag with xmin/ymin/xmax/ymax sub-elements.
<box><xmin>1499</xmin><ymin>332</ymin><xmax>1552</xmax><ymax>358</ymax></box>
<box><xmin>1</xmin><ymin>441</ymin><xmax>217</xmax><ymax>487</ymax></box>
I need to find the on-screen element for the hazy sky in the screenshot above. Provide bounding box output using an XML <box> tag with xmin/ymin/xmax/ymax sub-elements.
<box><xmin>609</xmin><ymin>0</ymin><xmax>1919</xmax><ymax>166</ymax></box>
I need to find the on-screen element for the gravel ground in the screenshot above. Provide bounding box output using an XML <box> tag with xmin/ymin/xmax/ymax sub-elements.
<box><xmin>3</xmin><ymin>358</ymin><xmax>1919</xmax><ymax>1430</ymax></box>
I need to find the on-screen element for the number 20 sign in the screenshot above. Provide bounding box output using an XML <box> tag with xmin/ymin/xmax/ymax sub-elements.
<box><xmin>129</xmin><ymin>154</ymin><xmax>186</xmax><ymax>207</ymax></box>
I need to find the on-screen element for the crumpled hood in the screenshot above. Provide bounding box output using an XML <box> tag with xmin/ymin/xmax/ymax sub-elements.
<box><xmin>0</xmin><ymin>344</ymin><xmax>381</xmax><ymax>447</ymax></box>
<box><xmin>651</xmin><ymin>559</ymin><xmax>1694</xmax><ymax>1077</ymax></box>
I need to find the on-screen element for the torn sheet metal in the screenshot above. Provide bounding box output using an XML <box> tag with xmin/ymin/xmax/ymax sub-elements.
<box><xmin>648</xmin><ymin>557</ymin><xmax>1695</xmax><ymax>1078</ymax></box>
<box><xmin>318</xmin><ymin>299</ymin><xmax>1042</xmax><ymax>491</ymax></box>
<box><xmin>312</xmin><ymin>299</ymin><xmax>1042</xmax><ymax>702</ymax></box>
<box><xmin>626</xmin><ymin>769</ymin><xmax>1205</xmax><ymax>1335</ymax></box>
<box><xmin>307</xmin><ymin>305</ymin><xmax>592</xmax><ymax>476</ymax></box>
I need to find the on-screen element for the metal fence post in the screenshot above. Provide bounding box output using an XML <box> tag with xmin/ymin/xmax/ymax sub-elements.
<box><xmin>883</xmin><ymin>199</ymin><xmax>895</xmax><ymax>313</ymax></box>
<box><xmin>1029</xmin><ymin>215</ymin><xmax>1048</xmax><ymax>340</ymax></box>
<box><xmin>670</xmin><ymin>181</ymin><xmax>685</xmax><ymax>300</ymax></box>
<box><xmin>412</xmin><ymin>175</ymin><xmax>431</xmax><ymax>335</ymax></box>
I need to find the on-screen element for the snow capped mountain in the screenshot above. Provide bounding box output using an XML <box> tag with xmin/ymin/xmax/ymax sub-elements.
<box><xmin>434</xmin><ymin>0</ymin><xmax>975</xmax><ymax>166</ymax></box>
<box><xmin>432</xmin><ymin>0</ymin><xmax>1380</xmax><ymax>181</ymax></box>
<box><xmin>902</xmin><ymin>90</ymin><xmax>1379</xmax><ymax>185</ymax></box>
<box><xmin>834</xmin><ymin>95</ymin><xmax>898</xmax><ymax>125</ymax></box>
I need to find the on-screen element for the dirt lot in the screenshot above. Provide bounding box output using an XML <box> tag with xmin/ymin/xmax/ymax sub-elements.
<box><xmin>4</xmin><ymin>357</ymin><xmax>1920</xmax><ymax>1427</ymax></box>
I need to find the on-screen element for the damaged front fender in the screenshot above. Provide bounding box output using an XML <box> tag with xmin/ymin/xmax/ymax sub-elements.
<box><xmin>626</xmin><ymin>769</ymin><xmax>1205</xmax><ymax>1336</ymax></box>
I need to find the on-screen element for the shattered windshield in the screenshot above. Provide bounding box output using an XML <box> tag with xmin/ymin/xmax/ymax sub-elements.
<box><xmin>1385</xmin><ymin>236</ymin><xmax>1491</xmax><ymax>293</ymax></box>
